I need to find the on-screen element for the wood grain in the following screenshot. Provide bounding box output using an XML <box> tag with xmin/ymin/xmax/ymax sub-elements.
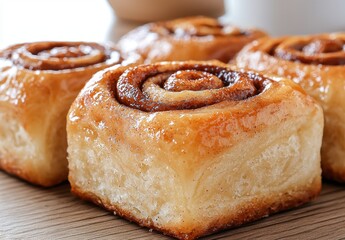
<box><xmin>0</xmin><ymin>171</ymin><xmax>345</xmax><ymax>240</ymax></box>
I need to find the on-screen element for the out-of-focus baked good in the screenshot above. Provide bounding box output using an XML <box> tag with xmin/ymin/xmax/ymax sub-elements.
<box><xmin>234</xmin><ymin>33</ymin><xmax>345</xmax><ymax>183</ymax></box>
<box><xmin>67</xmin><ymin>60</ymin><xmax>323</xmax><ymax>239</ymax></box>
<box><xmin>0</xmin><ymin>41</ymin><xmax>141</xmax><ymax>186</ymax></box>
<box><xmin>117</xmin><ymin>16</ymin><xmax>266</xmax><ymax>63</ymax></box>
<box><xmin>107</xmin><ymin>0</ymin><xmax>225</xmax><ymax>22</ymax></box>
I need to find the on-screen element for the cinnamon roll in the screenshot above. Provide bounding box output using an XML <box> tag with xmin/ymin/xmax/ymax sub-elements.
<box><xmin>117</xmin><ymin>16</ymin><xmax>266</xmax><ymax>63</ymax></box>
<box><xmin>0</xmin><ymin>41</ymin><xmax>141</xmax><ymax>186</ymax></box>
<box><xmin>234</xmin><ymin>33</ymin><xmax>345</xmax><ymax>183</ymax></box>
<box><xmin>67</xmin><ymin>61</ymin><xmax>323</xmax><ymax>239</ymax></box>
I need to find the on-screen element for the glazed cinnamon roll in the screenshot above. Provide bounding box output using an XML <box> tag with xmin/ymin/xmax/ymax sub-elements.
<box><xmin>234</xmin><ymin>33</ymin><xmax>345</xmax><ymax>183</ymax></box>
<box><xmin>117</xmin><ymin>16</ymin><xmax>266</xmax><ymax>63</ymax></box>
<box><xmin>67</xmin><ymin>61</ymin><xmax>323</xmax><ymax>239</ymax></box>
<box><xmin>0</xmin><ymin>41</ymin><xmax>141</xmax><ymax>186</ymax></box>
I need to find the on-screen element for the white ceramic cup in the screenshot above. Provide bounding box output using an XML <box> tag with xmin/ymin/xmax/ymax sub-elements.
<box><xmin>226</xmin><ymin>0</ymin><xmax>345</xmax><ymax>36</ymax></box>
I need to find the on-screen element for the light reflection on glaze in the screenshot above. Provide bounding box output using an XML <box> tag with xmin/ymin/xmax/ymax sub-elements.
<box><xmin>234</xmin><ymin>33</ymin><xmax>345</xmax><ymax>104</ymax></box>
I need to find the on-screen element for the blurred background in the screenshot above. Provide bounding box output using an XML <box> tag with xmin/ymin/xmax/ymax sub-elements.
<box><xmin>0</xmin><ymin>0</ymin><xmax>227</xmax><ymax>48</ymax></box>
<box><xmin>0</xmin><ymin>0</ymin><xmax>344</xmax><ymax>48</ymax></box>
<box><xmin>0</xmin><ymin>0</ymin><xmax>122</xmax><ymax>47</ymax></box>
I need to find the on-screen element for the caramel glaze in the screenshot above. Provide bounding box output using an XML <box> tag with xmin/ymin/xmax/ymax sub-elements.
<box><xmin>271</xmin><ymin>36</ymin><xmax>345</xmax><ymax>65</ymax></box>
<box><xmin>0</xmin><ymin>42</ymin><xmax>117</xmax><ymax>71</ymax></box>
<box><xmin>115</xmin><ymin>61</ymin><xmax>272</xmax><ymax>112</ymax></box>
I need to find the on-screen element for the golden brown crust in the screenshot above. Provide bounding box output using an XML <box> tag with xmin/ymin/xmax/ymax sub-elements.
<box><xmin>234</xmin><ymin>33</ymin><xmax>345</xmax><ymax>183</ymax></box>
<box><xmin>71</xmin><ymin>178</ymin><xmax>321</xmax><ymax>240</ymax></box>
<box><xmin>67</xmin><ymin>60</ymin><xmax>323</xmax><ymax>239</ymax></box>
<box><xmin>117</xmin><ymin>16</ymin><xmax>266</xmax><ymax>63</ymax></box>
<box><xmin>0</xmin><ymin>41</ymin><xmax>142</xmax><ymax>186</ymax></box>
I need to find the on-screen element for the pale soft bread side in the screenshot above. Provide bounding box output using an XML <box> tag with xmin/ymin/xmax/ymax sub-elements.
<box><xmin>67</xmin><ymin>62</ymin><xmax>323</xmax><ymax>239</ymax></box>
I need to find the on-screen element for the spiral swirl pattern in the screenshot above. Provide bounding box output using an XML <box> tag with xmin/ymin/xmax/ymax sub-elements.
<box><xmin>159</xmin><ymin>16</ymin><xmax>245</xmax><ymax>37</ymax></box>
<box><xmin>1</xmin><ymin>41</ymin><xmax>120</xmax><ymax>70</ymax></box>
<box><xmin>115</xmin><ymin>62</ymin><xmax>272</xmax><ymax>112</ymax></box>
<box><xmin>270</xmin><ymin>35</ymin><xmax>345</xmax><ymax>65</ymax></box>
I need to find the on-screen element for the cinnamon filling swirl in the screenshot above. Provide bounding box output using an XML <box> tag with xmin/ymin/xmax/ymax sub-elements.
<box><xmin>271</xmin><ymin>37</ymin><xmax>345</xmax><ymax>65</ymax></box>
<box><xmin>1</xmin><ymin>42</ymin><xmax>119</xmax><ymax>70</ymax></box>
<box><xmin>115</xmin><ymin>62</ymin><xmax>271</xmax><ymax>112</ymax></box>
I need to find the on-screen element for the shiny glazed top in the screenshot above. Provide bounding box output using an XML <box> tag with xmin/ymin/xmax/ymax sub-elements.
<box><xmin>115</xmin><ymin>61</ymin><xmax>272</xmax><ymax>111</ymax></box>
<box><xmin>0</xmin><ymin>42</ymin><xmax>121</xmax><ymax>71</ymax></box>
<box><xmin>153</xmin><ymin>16</ymin><xmax>247</xmax><ymax>38</ymax></box>
<box><xmin>268</xmin><ymin>35</ymin><xmax>345</xmax><ymax>65</ymax></box>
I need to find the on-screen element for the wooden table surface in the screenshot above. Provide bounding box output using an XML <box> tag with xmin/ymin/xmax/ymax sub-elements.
<box><xmin>1</xmin><ymin>171</ymin><xmax>345</xmax><ymax>240</ymax></box>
